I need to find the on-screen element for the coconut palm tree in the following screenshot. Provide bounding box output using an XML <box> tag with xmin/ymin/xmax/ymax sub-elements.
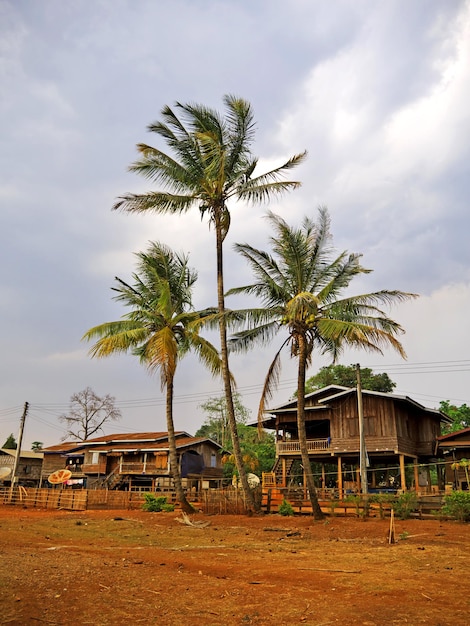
<box><xmin>227</xmin><ymin>208</ymin><xmax>417</xmax><ymax>519</ymax></box>
<box><xmin>112</xmin><ymin>95</ymin><xmax>306</xmax><ymax>510</ymax></box>
<box><xmin>83</xmin><ymin>242</ymin><xmax>221</xmax><ymax>513</ymax></box>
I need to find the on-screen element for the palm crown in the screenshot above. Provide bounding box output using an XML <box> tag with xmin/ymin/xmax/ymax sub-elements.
<box><xmin>227</xmin><ymin>208</ymin><xmax>417</xmax><ymax>417</ymax></box>
<box><xmin>83</xmin><ymin>242</ymin><xmax>220</xmax><ymax>390</ymax></box>
<box><xmin>113</xmin><ymin>95</ymin><xmax>306</xmax><ymax>241</ymax></box>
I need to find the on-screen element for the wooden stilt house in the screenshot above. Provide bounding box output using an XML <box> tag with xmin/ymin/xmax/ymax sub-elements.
<box><xmin>261</xmin><ymin>385</ymin><xmax>451</xmax><ymax>495</ymax></box>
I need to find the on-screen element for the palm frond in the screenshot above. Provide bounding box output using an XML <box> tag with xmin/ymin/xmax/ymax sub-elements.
<box><xmin>83</xmin><ymin>323</ymin><xmax>149</xmax><ymax>358</ymax></box>
<box><xmin>236</xmin><ymin>180</ymin><xmax>303</xmax><ymax>204</ymax></box>
<box><xmin>113</xmin><ymin>191</ymin><xmax>196</xmax><ymax>214</ymax></box>
<box><xmin>228</xmin><ymin>320</ymin><xmax>280</xmax><ymax>353</ymax></box>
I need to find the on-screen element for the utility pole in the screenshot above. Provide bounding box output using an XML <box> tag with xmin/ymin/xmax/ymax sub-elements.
<box><xmin>356</xmin><ymin>365</ymin><xmax>368</xmax><ymax>495</ymax></box>
<box><xmin>11</xmin><ymin>402</ymin><xmax>29</xmax><ymax>486</ymax></box>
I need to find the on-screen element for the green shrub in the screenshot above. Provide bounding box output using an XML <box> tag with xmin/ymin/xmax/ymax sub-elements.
<box><xmin>279</xmin><ymin>498</ymin><xmax>294</xmax><ymax>516</ymax></box>
<box><xmin>369</xmin><ymin>493</ymin><xmax>395</xmax><ymax>519</ymax></box>
<box><xmin>392</xmin><ymin>491</ymin><xmax>417</xmax><ymax>520</ymax></box>
<box><xmin>142</xmin><ymin>494</ymin><xmax>175</xmax><ymax>512</ymax></box>
<box><xmin>345</xmin><ymin>494</ymin><xmax>361</xmax><ymax>516</ymax></box>
<box><xmin>441</xmin><ymin>491</ymin><xmax>470</xmax><ymax>522</ymax></box>
<box><xmin>345</xmin><ymin>494</ymin><xmax>371</xmax><ymax>518</ymax></box>
<box><xmin>329</xmin><ymin>499</ymin><xmax>339</xmax><ymax>516</ymax></box>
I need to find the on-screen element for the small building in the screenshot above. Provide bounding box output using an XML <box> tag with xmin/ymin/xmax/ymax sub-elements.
<box><xmin>437</xmin><ymin>427</ymin><xmax>470</xmax><ymax>490</ymax></box>
<box><xmin>41</xmin><ymin>432</ymin><xmax>225</xmax><ymax>491</ymax></box>
<box><xmin>262</xmin><ymin>385</ymin><xmax>451</xmax><ymax>494</ymax></box>
<box><xmin>0</xmin><ymin>448</ymin><xmax>44</xmax><ymax>486</ymax></box>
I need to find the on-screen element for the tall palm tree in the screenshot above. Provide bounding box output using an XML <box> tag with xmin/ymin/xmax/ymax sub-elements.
<box><xmin>83</xmin><ymin>242</ymin><xmax>221</xmax><ymax>513</ymax></box>
<box><xmin>227</xmin><ymin>208</ymin><xmax>417</xmax><ymax>519</ymax></box>
<box><xmin>113</xmin><ymin>95</ymin><xmax>306</xmax><ymax>510</ymax></box>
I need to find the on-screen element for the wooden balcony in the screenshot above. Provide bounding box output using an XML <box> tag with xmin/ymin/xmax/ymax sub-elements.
<box><xmin>119</xmin><ymin>462</ymin><xmax>167</xmax><ymax>475</ymax></box>
<box><xmin>277</xmin><ymin>438</ymin><xmax>331</xmax><ymax>455</ymax></box>
<box><xmin>81</xmin><ymin>462</ymin><xmax>107</xmax><ymax>474</ymax></box>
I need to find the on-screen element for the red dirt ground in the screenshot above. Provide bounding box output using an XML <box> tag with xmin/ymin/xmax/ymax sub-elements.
<box><xmin>0</xmin><ymin>505</ymin><xmax>468</xmax><ymax>625</ymax></box>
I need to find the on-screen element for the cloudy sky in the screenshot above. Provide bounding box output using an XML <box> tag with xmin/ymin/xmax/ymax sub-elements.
<box><xmin>1</xmin><ymin>0</ymin><xmax>469</xmax><ymax>449</ymax></box>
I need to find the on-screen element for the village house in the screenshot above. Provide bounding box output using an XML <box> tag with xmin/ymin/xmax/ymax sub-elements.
<box><xmin>261</xmin><ymin>385</ymin><xmax>451</xmax><ymax>494</ymax></box>
<box><xmin>436</xmin><ymin>427</ymin><xmax>470</xmax><ymax>490</ymax></box>
<box><xmin>41</xmin><ymin>432</ymin><xmax>225</xmax><ymax>491</ymax></box>
<box><xmin>0</xmin><ymin>448</ymin><xmax>44</xmax><ymax>487</ymax></box>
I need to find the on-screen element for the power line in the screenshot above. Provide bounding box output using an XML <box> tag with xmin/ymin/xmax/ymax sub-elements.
<box><xmin>2</xmin><ymin>359</ymin><xmax>469</xmax><ymax>420</ymax></box>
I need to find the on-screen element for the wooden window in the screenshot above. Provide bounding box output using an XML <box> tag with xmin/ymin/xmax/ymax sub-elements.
<box><xmin>155</xmin><ymin>452</ymin><xmax>168</xmax><ymax>469</ymax></box>
<box><xmin>364</xmin><ymin>416</ymin><xmax>376</xmax><ymax>436</ymax></box>
<box><xmin>348</xmin><ymin>419</ymin><xmax>359</xmax><ymax>437</ymax></box>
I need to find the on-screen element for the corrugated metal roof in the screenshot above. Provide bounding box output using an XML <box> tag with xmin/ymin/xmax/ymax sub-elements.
<box><xmin>41</xmin><ymin>433</ymin><xmax>223</xmax><ymax>454</ymax></box>
<box><xmin>0</xmin><ymin>448</ymin><xmax>44</xmax><ymax>459</ymax></box>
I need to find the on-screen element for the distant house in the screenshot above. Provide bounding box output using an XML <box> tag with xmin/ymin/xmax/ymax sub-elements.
<box><xmin>0</xmin><ymin>448</ymin><xmax>44</xmax><ymax>486</ymax></box>
<box><xmin>437</xmin><ymin>427</ymin><xmax>470</xmax><ymax>490</ymax></box>
<box><xmin>261</xmin><ymin>385</ymin><xmax>451</xmax><ymax>493</ymax></box>
<box><xmin>41</xmin><ymin>432</ymin><xmax>225</xmax><ymax>491</ymax></box>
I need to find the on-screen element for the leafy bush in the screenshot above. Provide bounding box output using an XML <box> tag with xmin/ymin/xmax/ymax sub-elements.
<box><xmin>369</xmin><ymin>493</ymin><xmax>395</xmax><ymax>519</ymax></box>
<box><xmin>345</xmin><ymin>494</ymin><xmax>371</xmax><ymax>518</ymax></box>
<box><xmin>279</xmin><ymin>498</ymin><xmax>294</xmax><ymax>516</ymax></box>
<box><xmin>441</xmin><ymin>491</ymin><xmax>470</xmax><ymax>522</ymax></box>
<box><xmin>392</xmin><ymin>492</ymin><xmax>418</xmax><ymax>520</ymax></box>
<box><xmin>142</xmin><ymin>494</ymin><xmax>175</xmax><ymax>512</ymax></box>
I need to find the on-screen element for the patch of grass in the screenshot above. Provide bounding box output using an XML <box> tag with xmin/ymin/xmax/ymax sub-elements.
<box><xmin>142</xmin><ymin>494</ymin><xmax>175</xmax><ymax>513</ymax></box>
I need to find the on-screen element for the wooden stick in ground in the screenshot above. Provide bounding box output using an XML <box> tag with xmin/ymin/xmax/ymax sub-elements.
<box><xmin>389</xmin><ymin>508</ymin><xmax>396</xmax><ymax>544</ymax></box>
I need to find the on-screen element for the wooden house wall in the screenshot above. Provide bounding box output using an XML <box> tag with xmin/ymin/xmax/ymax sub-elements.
<box><xmin>15</xmin><ymin>458</ymin><xmax>43</xmax><ymax>481</ymax></box>
<box><xmin>283</xmin><ymin>394</ymin><xmax>441</xmax><ymax>459</ymax></box>
<box><xmin>42</xmin><ymin>453</ymin><xmax>68</xmax><ymax>475</ymax></box>
<box><xmin>189</xmin><ymin>442</ymin><xmax>223</xmax><ymax>469</ymax></box>
<box><xmin>81</xmin><ymin>450</ymin><xmax>107</xmax><ymax>474</ymax></box>
<box><xmin>395</xmin><ymin>404</ymin><xmax>440</xmax><ymax>457</ymax></box>
<box><xmin>0</xmin><ymin>453</ymin><xmax>43</xmax><ymax>482</ymax></box>
<box><xmin>78</xmin><ymin>443</ymin><xmax>221</xmax><ymax>478</ymax></box>
<box><xmin>326</xmin><ymin>395</ymin><xmax>400</xmax><ymax>454</ymax></box>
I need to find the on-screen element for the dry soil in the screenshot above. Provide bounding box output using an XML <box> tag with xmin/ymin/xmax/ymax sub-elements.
<box><xmin>0</xmin><ymin>506</ymin><xmax>468</xmax><ymax>625</ymax></box>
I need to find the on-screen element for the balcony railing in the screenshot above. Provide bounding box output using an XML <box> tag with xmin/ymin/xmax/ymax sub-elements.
<box><xmin>277</xmin><ymin>438</ymin><xmax>331</xmax><ymax>455</ymax></box>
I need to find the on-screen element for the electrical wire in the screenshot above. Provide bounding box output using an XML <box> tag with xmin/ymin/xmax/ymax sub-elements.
<box><xmin>1</xmin><ymin>359</ymin><xmax>468</xmax><ymax>429</ymax></box>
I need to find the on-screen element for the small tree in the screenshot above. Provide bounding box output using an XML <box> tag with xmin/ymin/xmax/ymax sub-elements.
<box><xmin>195</xmin><ymin>395</ymin><xmax>275</xmax><ymax>477</ymax></box>
<box><xmin>196</xmin><ymin>393</ymin><xmax>251</xmax><ymax>447</ymax></box>
<box><xmin>2</xmin><ymin>434</ymin><xmax>17</xmax><ymax>449</ymax></box>
<box><xmin>59</xmin><ymin>387</ymin><xmax>122</xmax><ymax>441</ymax></box>
<box><xmin>440</xmin><ymin>401</ymin><xmax>470</xmax><ymax>434</ymax></box>
<box><xmin>31</xmin><ymin>441</ymin><xmax>43</xmax><ymax>451</ymax></box>
<box><xmin>304</xmin><ymin>364</ymin><xmax>396</xmax><ymax>394</ymax></box>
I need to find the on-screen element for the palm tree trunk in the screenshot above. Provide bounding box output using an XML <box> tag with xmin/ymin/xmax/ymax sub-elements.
<box><xmin>166</xmin><ymin>376</ymin><xmax>193</xmax><ymax>513</ymax></box>
<box><xmin>297</xmin><ymin>334</ymin><xmax>324</xmax><ymax>520</ymax></box>
<box><xmin>215</xmin><ymin>210</ymin><xmax>258</xmax><ymax>512</ymax></box>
